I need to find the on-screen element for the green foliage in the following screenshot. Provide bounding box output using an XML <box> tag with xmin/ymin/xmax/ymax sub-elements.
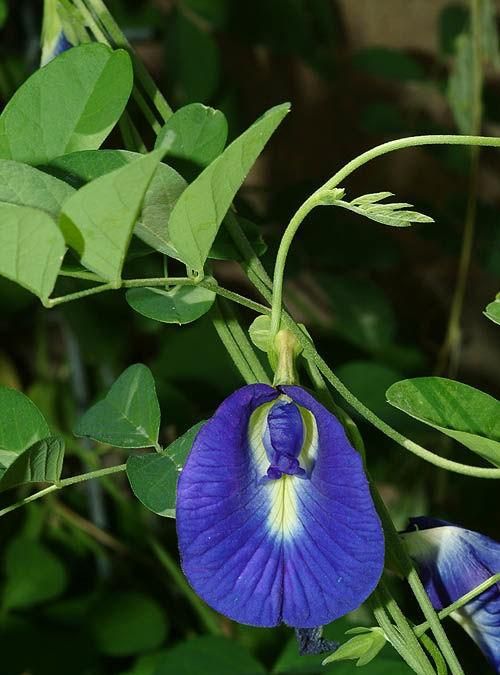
<box><xmin>0</xmin><ymin>44</ymin><xmax>133</xmax><ymax>164</ymax></box>
<box><xmin>153</xmin><ymin>636</ymin><xmax>266</xmax><ymax>674</ymax></box>
<box><xmin>322</xmin><ymin>627</ymin><xmax>386</xmax><ymax>667</ymax></box>
<box><xmin>387</xmin><ymin>377</ymin><xmax>500</xmax><ymax>466</ymax></box>
<box><xmin>155</xmin><ymin>103</ymin><xmax>228</xmax><ymax>175</ymax></box>
<box><xmin>127</xmin><ymin>421</ymin><xmax>203</xmax><ymax>517</ymax></box>
<box><xmin>0</xmin><ymin>0</ymin><xmax>7</xmax><ymax>28</ymax></box>
<box><xmin>60</xmin><ymin>150</ymin><xmax>165</xmax><ymax>283</ymax></box>
<box><xmin>0</xmin><ymin>437</ymin><xmax>65</xmax><ymax>492</ymax></box>
<box><xmin>332</xmin><ymin>192</ymin><xmax>434</xmax><ymax>228</ymax></box>
<box><xmin>0</xmin><ymin>203</ymin><xmax>66</xmax><ymax>300</ymax></box>
<box><xmin>485</xmin><ymin>295</ymin><xmax>500</xmax><ymax>325</ymax></box>
<box><xmin>0</xmin><ymin>159</ymin><xmax>74</xmax><ymax>217</ymax></box>
<box><xmin>447</xmin><ymin>33</ymin><xmax>474</xmax><ymax>134</ymax></box>
<box><xmin>3</xmin><ymin>537</ymin><xmax>67</xmax><ymax>611</ymax></box>
<box><xmin>354</xmin><ymin>47</ymin><xmax>425</xmax><ymax>81</ymax></box>
<box><xmin>75</xmin><ymin>364</ymin><xmax>161</xmax><ymax>449</ymax></box>
<box><xmin>168</xmin><ymin>103</ymin><xmax>290</xmax><ymax>270</ymax></box>
<box><xmin>0</xmin><ymin>386</ymin><xmax>50</xmax><ymax>455</ymax></box>
<box><xmin>90</xmin><ymin>591</ymin><xmax>168</xmax><ymax>656</ymax></box>
<box><xmin>126</xmin><ymin>283</ymin><xmax>216</xmax><ymax>325</ymax></box>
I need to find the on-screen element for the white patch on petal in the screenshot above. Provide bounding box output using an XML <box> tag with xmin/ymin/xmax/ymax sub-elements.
<box><xmin>402</xmin><ymin>526</ymin><xmax>461</xmax><ymax>563</ymax></box>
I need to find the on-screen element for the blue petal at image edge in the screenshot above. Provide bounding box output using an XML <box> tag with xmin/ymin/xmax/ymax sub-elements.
<box><xmin>176</xmin><ymin>384</ymin><xmax>384</xmax><ymax>627</ymax></box>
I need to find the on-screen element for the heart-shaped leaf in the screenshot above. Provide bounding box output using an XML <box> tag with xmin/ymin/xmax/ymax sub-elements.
<box><xmin>126</xmin><ymin>284</ymin><xmax>216</xmax><ymax>325</ymax></box>
<box><xmin>168</xmin><ymin>103</ymin><xmax>290</xmax><ymax>271</ymax></box>
<box><xmin>386</xmin><ymin>377</ymin><xmax>500</xmax><ymax>466</ymax></box>
<box><xmin>0</xmin><ymin>203</ymin><xmax>66</xmax><ymax>300</ymax></box>
<box><xmin>75</xmin><ymin>364</ymin><xmax>160</xmax><ymax>449</ymax></box>
<box><xmin>0</xmin><ymin>43</ymin><xmax>133</xmax><ymax>164</ymax></box>
<box><xmin>60</xmin><ymin>150</ymin><xmax>166</xmax><ymax>283</ymax></box>
<box><xmin>0</xmin><ymin>436</ymin><xmax>65</xmax><ymax>492</ymax></box>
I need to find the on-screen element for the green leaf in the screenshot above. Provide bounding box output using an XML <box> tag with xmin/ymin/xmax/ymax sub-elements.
<box><xmin>447</xmin><ymin>32</ymin><xmax>475</xmax><ymax>134</ymax></box>
<box><xmin>154</xmin><ymin>636</ymin><xmax>266</xmax><ymax>675</ymax></box>
<box><xmin>482</xmin><ymin>0</ymin><xmax>500</xmax><ymax>67</ymax></box>
<box><xmin>48</xmin><ymin>149</ymin><xmax>187</xmax><ymax>259</ymax></box>
<box><xmin>155</xmin><ymin>103</ymin><xmax>228</xmax><ymax>173</ymax></box>
<box><xmin>126</xmin><ymin>284</ymin><xmax>216</xmax><ymax>325</ymax></box>
<box><xmin>386</xmin><ymin>377</ymin><xmax>500</xmax><ymax>466</ymax></box>
<box><xmin>74</xmin><ymin>364</ymin><xmax>161</xmax><ymax>449</ymax></box>
<box><xmin>60</xmin><ymin>150</ymin><xmax>166</xmax><ymax>283</ymax></box>
<box><xmin>126</xmin><ymin>422</ymin><xmax>203</xmax><ymax>517</ymax></box>
<box><xmin>0</xmin><ymin>159</ymin><xmax>74</xmax><ymax>217</ymax></box>
<box><xmin>485</xmin><ymin>296</ymin><xmax>500</xmax><ymax>325</ymax></box>
<box><xmin>3</xmin><ymin>537</ymin><xmax>68</xmax><ymax>611</ymax></box>
<box><xmin>0</xmin><ymin>0</ymin><xmax>8</xmax><ymax>29</ymax></box>
<box><xmin>209</xmin><ymin>215</ymin><xmax>267</xmax><ymax>261</ymax></box>
<box><xmin>0</xmin><ymin>386</ymin><xmax>50</xmax><ymax>458</ymax></box>
<box><xmin>0</xmin><ymin>44</ymin><xmax>133</xmax><ymax>164</ymax></box>
<box><xmin>0</xmin><ymin>437</ymin><xmax>64</xmax><ymax>492</ymax></box>
<box><xmin>168</xmin><ymin>103</ymin><xmax>290</xmax><ymax>271</ymax></box>
<box><xmin>331</xmin><ymin>192</ymin><xmax>434</xmax><ymax>228</ymax></box>
<box><xmin>90</xmin><ymin>591</ymin><xmax>168</xmax><ymax>656</ymax></box>
<box><xmin>323</xmin><ymin>628</ymin><xmax>386</xmax><ymax>667</ymax></box>
<box><xmin>0</xmin><ymin>203</ymin><xmax>66</xmax><ymax>300</ymax></box>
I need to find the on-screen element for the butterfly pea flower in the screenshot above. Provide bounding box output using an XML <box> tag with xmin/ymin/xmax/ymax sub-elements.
<box><xmin>176</xmin><ymin>383</ymin><xmax>384</xmax><ymax>628</ymax></box>
<box><xmin>402</xmin><ymin>517</ymin><xmax>500</xmax><ymax>672</ymax></box>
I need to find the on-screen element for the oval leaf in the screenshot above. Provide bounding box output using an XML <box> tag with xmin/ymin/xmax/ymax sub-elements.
<box><xmin>168</xmin><ymin>102</ymin><xmax>290</xmax><ymax>271</ymax></box>
<box><xmin>0</xmin><ymin>159</ymin><xmax>74</xmax><ymax>217</ymax></box>
<box><xmin>155</xmin><ymin>103</ymin><xmax>228</xmax><ymax>176</ymax></box>
<box><xmin>0</xmin><ymin>43</ymin><xmax>133</xmax><ymax>164</ymax></box>
<box><xmin>74</xmin><ymin>364</ymin><xmax>160</xmax><ymax>449</ymax></box>
<box><xmin>126</xmin><ymin>284</ymin><xmax>216</xmax><ymax>325</ymax></box>
<box><xmin>0</xmin><ymin>436</ymin><xmax>65</xmax><ymax>492</ymax></box>
<box><xmin>0</xmin><ymin>203</ymin><xmax>66</xmax><ymax>299</ymax></box>
<box><xmin>126</xmin><ymin>421</ymin><xmax>204</xmax><ymax>517</ymax></box>
<box><xmin>386</xmin><ymin>377</ymin><xmax>500</xmax><ymax>466</ymax></box>
<box><xmin>60</xmin><ymin>150</ymin><xmax>166</xmax><ymax>283</ymax></box>
<box><xmin>485</xmin><ymin>297</ymin><xmax>500</xmax><ymax>326</ymax></box>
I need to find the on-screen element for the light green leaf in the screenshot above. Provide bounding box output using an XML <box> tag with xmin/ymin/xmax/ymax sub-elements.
<box><xmin>485</xmin><ymin>296</ymin><xmax>500</xmax><ymax>325</ymax></box>
<box><xmin>168</xmin><ymin>103</ymin><xmax>290</xmax><ymax>271</ymax></box>
<box><xmin>0</xmin><ymin>203</ymin><xmax>66</xmax><ymax>299</ymax></box>
<box><xmin>0</xmin><ymin>437</ymin><xmax>65</xmax><ymax>492</ymax></box>
<box><xmin>3</xmin><ymin>537</ymin><xmax>68</xmax><ymax>611</ymax></box>
<box><xmin>154</xmin><ymin>636</ymin><xmax>266</xmax><ymax>675</ymax></box>
<box><xmin>0</xmin><ymin>159</ymin><xmax>74</xmax><ymax>217</ymax></box>
<box><xmin>448</xmin><ymin>33</ymin><xmax>474</xmax><ymax>134</ymax></box>
<box><xmin>323</xmin><ymin>628</ymin><xmax>386</xmax><ymax>667</ymax></box>
<box><xmin>60</xmin><ymin>150</ymin><xmax>166</xmax><ymax>283</ymax></box>
<box><xmin>332</xmin><ymin>192</ymin><xmax>434</xmax><ymax>228</ymax></box>
<box><xmin>386</xmin><ymin>377</ymin><xmax>500</xmax><ymax>466</ymax></box>
<box><xmin>90</xmin><ymin>592</ymin><xmax>168</xmax><ymax>656</ymax></box>
<box><xmin>155</xmin><ymin>103</ymin><xmax>228</xmax><ymax>172</ymax></box>
<box><xmin>126</xmin><ymin>284</ymin><xmax>216</xmax><ymax>325</ymax></box>
<box><xmin>74</xmin><ymin>364</ymin><xmax>160</xmax><ymax>449</ymax></box>
<box><xmin>0</xmin><ymin>386</ymin><xmax>50</xmax><ymax>459</ymax></box>
<box><xmin>0</xmin><ymin>43</ymin><xmax>133</xmax><ymax>164</ymax></box>
<box><xmin>126</xmin><ymin>422</ymin><xmax>204</xmax><ymax>517</ymax></box>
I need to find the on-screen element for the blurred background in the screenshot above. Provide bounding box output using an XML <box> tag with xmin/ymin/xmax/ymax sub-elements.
<box><xmin>0</xmin><ymin>1</ymin><xmax>499</xmax><ymax>673</ymax></box>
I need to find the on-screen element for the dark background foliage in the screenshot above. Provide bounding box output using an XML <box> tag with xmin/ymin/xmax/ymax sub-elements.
<box><xmin>0</xmin><ymin>1</ymin><xmax>498</xmax><ymax>673</ymax></box>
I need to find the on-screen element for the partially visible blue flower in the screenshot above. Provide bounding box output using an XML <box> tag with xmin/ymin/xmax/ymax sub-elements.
<box><xmin>402</xmin><ymin>517</ymin><xmax>500</xmax><ymax>672</ymax></box>
<box><xmin>176</xmin><ymin>384</ymin><xmax>384</xmax><ymax>628</ymax></box>
<box><xmin>41</xmin><ymin>0</ymin><xmax>76</xmax><ymax>66</ymax></box>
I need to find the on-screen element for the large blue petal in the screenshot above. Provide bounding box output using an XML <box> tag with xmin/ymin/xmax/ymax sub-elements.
<box><xmin>176</xmin><ymin>384</ymin><xmax>384</xmax><ymax>628</ymax></box>
<box><xmin>403</xmin><ymin>518</ymin><xmax>500</xmax><ymax>671</ymax></box>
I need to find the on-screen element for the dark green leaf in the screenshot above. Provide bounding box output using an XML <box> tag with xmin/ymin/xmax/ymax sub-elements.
<box><xmin>0</xmin><ymin>44</ymin><xmax>133</xmax><ymax>164</ymax></box>
<box><xmin>155</xmin><ymin>103</ymin><xmax>228</xmax><ymax>174</ymax></box>
<box><xmin>0</xmin><ymin>203</ymin><xmax>66</xmax><ymax>300</ymax></box>
<box><xmin>0</xmin><ymin>386</ymin><xmax>50</xmax><ymax>460</ymax></box>
<box><xmin>3</xmin><ymin>537</ymin><xmax>67</xmax><ymax>611</ymax></box>
<box><xmin>60</xmin><ymin>150</ymin><xmax>165</xmax><ymax>283</ymax></box>
<box><xmin>387</xmin><ymin>377</ymin><xmax>500</xmax><ymax>466</ymax></box>
<box><xmin>168</xmin><ymin>103</ymin><xmax>290</xmax><ymax>270</ymax></box>
<box><xmin>90</xmin><ymin>592</ymin><xmax>168</xmax><ymax>656</ymax></box>
<box><xmin>0</xmin><ymin>160</ymin><xmax>74</xmax><ymax>217</ymax></box>
<box><xmin>127</xmin><ymin>422</ymin><xmax>203</xmax><ymax>517</ymax></box>
<box><xmin>209</xmin><ymin>215</ymin><xmax>267</xmax><ymax>260</ymax></box>
<box><xmin>126</xmin><ymin>284</ymin><xmax>216</xmax><ymax>325</ymax></box>
<box><xmin>75</xmin><ymin>364</ymin><xmax>161</xmax><ymax>449</ymax></box>
<box><xmin>439</xmin><ymin>5</ymin><xmax>468</xmax><ymax>56</ymax></box>
<box><xmin>0</xmin><ymin>436</ymin><xmax>65</xmax><ymax>492</ymax></box>
<box><xmin>153</xmin><ymin>636</ymin><xmax>265</xmax><ymax>675</ymax></box>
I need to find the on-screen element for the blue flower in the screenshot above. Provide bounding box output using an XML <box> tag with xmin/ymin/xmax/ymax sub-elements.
<box><xmin>176</xmin><ymin>384</ymin><xmax>384</xmax><ymax>628</ymax></box>
<box><xmin>402</xmin><ymin>517</ymin><xmax>500</xmax><ymax>672</ymax></box>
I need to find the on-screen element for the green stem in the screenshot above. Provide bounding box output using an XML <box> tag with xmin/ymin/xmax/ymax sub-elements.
<box><xmin>0</xmin><ymin>464</ymin><xmax>126</xmax><ymax>519</ymax></box>
<box><xmin>415</xmin><ymin>573</ymin><xmax>500</xmax><ymax>637</ymax></box>
<box><xmin>149</xmin><ymin>538</ymin><xmax>222</xmax><ymax>636</ymax></box>
<box><xmin>211</xmin><ymin>301</ymin><xmax>257</xmax><ymax>385</ymax></box>
<box><xmin>271</xmin><ymin>133</ymin><xmax>500</xmax><ymax>338</ymax></box>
